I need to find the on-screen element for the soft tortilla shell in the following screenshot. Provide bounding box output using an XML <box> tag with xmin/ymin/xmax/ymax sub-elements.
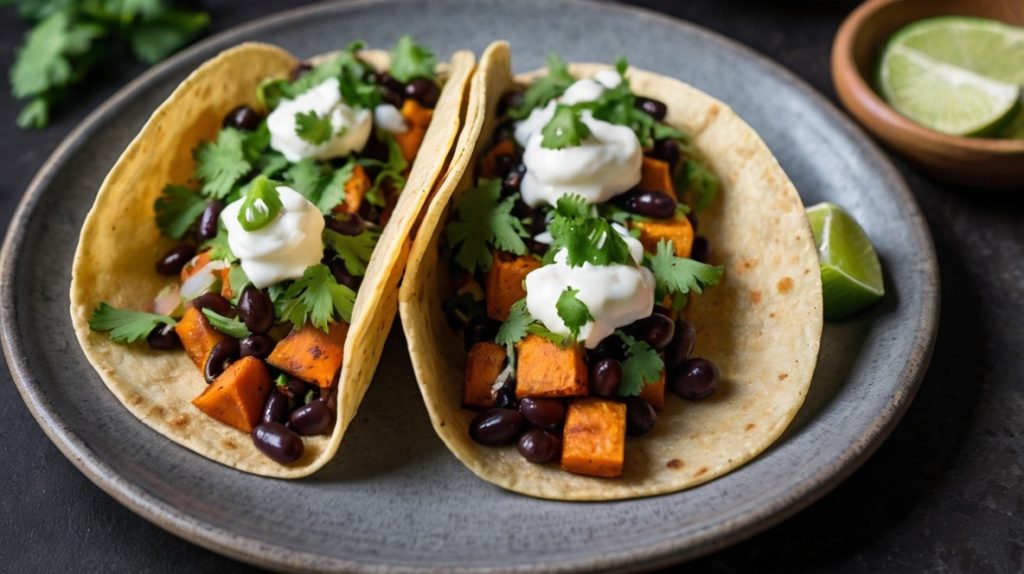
<box><xmin>70</xmin><ymin>42</ymin><xmax>474</xmax><ymax>478</ymax></box>
<box><xmin>399</xmin><ymin>42</ymin><xmax>823</xmax><ymax>500</ymax></box>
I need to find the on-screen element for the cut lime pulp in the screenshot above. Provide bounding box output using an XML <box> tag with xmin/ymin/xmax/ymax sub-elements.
<box><xmin>806</xmin><ymin>203</ymin><xmax>884</xmax><ymax>320</ymax></box>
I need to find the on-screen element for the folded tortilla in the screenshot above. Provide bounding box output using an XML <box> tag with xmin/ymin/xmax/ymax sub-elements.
<box><xmin>70</xmin><ymin>42</ymin><xmax>474</xmax><ymax>478</ymax></box>
<box><xmin>399</xmin><ymin>41</ymin><xmax>823</xmax><ymax>500</ymax></box>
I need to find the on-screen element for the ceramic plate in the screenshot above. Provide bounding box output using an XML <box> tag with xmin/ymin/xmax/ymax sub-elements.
<box><xmin>0</xmin><ymin>0</ymin><xmax>938</xmax><ymax>571</ymax></box>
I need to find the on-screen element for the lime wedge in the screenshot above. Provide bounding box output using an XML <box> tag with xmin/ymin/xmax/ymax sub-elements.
<box><xmin>878</xmin><ymin>16</ymin><xmax>1024</xmax><ymax>136</ymax></box>
<box><xmin>806</xmin><ymin>203</ymin><xmax>884</xmax><ymax>320</ymax></box>
<box><xmin>998</xmin><ymin>104</ymin><xmax>1024</xmax><ymax>139</ymax></box>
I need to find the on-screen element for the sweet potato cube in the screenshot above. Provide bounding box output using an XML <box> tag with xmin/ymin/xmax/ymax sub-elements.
<box><xmin>463</xmin><ymin>342</ymin><xmax>506</xmax><ymax>409</ymax></box>
<box><xmin>515</xmin><ymin>335</ymin><xmax>588</xmax><ymax>399</ymax></box>
<box><xmin>639</xmin><ymin>369</ymin><xmax>666</xmax><ymax>411</ymax></box>
<box><xmin>478</xmin><ymin>139</ymin><xmax>515</xmax><ymax>179</ymax></box>
<box><xmin>561</xmin><ymin>398</ymin><xmax>627</xmax><ymax>478</ymax></box>
<box><xmin>393</xmin><ymin>99</ymin><xmax>433</xmax><ymax>162</ymax></box>
<box><xmin>267</xmin><ymin>322</ymin><xmax>348</xmax><ymax>388</ymax></box>
<box><xmin>635</xmin><ymin>216</ymin><xmax>694</xmax><ymax>258</ymax></box>
<box><xmin>174</xmin><ymin>306</ymin><xmax>228</xmax><ymax>370</ymax></box>
<box><xmin>333</xmin><ymin>164</ymin><xmax>370</xmax><ymax>214</ymax></box>
<box><xmin>640</xmin><ymin>156</ymin><xmax>676</xmax><ymax>199</ymax></box>
<box><xmin>192</xmin><ymin>356</ymin><xmax>272</xmax><ymax>433</ymax></box>
<box><xmin>486</xmin><ymin>252</ymin><xmax>541</xmax><ymax>321</ymax></box>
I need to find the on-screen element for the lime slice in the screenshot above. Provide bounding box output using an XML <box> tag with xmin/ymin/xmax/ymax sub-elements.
<box><xmin>878</xmin><ymin>16</ymin><xmax>1024</xmax><ymax>136</ymax></box>
<box><xmin>998</xmin><ymin>104</ymin><xmax>1024</xmax><ymax>139</ymax></box>
<box><xmin>806</xmin><ymin>203</ymin><xmax>884</xmax><ymax>320</ymax></box>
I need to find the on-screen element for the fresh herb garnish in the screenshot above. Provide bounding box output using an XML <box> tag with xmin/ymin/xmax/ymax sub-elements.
<box><xmin>496</xmin><ymin>299</ymin><xmax>532</xmax><ymax>350</ymax></box>
<box><xmin>88</xmin><ymin>302</ymin><xmax>176</xmax><ymax>344</ymax></box>
<box><xmin>322</xmin><ymin>228</ymin><xmax>379</xmax><ymax>277</ymax></box>
<box><xmin>541</xmin><ymin>104</ymin><xmax>591</xmax><ymax>149</ymax></box>
<box><xmin>201</xmin><ymin>224</ymin><xmax>237</xmax><ymax>263</ymax></box>
<box><xmin>226</xmin><ymin>265</ymin><xmax>250</xmax><ymax>304</ymax></box>
<box><xmin>683</xmin><ymin>160</ymin><xmax>720</xmax><ymax>212</ymax></box>
<box><xmin>509</xmin><ymin>52</ymin><xmax>575</xmax><ymax>120</ymax></box>
<box><xmin>315</xmin><ymin>163</ymin><xmax>353</xmax><ymax>214</ymax></box>
<box><xmin>359</xmin><ymin>131</ymin><xmax>408</xmax><ymax>208</ymax></box>
<box><xmin>555</xmin><ymin>287</ymin><xmax>593</xmax><ymax>340</ymax></box>
<box><xmin>546</xmin><ymin>196</ymin><xmax>633</xmax><ymax>267</ymax></box>
<box><xmin>154</xmin><ymin>185</ymin><xmax>206</xmax><ymax>239</ymax></box>
<box><xmin>647</xmin><ymin>239</ymin><xmax>723</xmax><ymax>301</ymax></box>
<box><xmin>200</xmin><ymin>308</ymin><xmax>250</xmax><ymax>339</ymax></box>
<box><xmin>282</xmin><ymin>160</ymin><xmax>352</xmax><ymax>215</ymax></box>
<box><xmin>388</xmin><ymin>35</ymin><xmax>436</xmax><ymax>83</ymax></box>
<box><xmin>276</xmin><ymin>264</ymin><xmax>356</xmax><ymax>331</ymax></box>
<box><xmin>294</xmin><ymin>110</ymin><xmax>335</xmax><ymax>145</ymax></box>
<box><xmin>237</xmin><ymin>175</ymin><xmax>282</xmax><ymax>231</ymax></box>
<box><xmin>194</xmin><ymin>128</ymin><xmax>251</xmax><ymax>200</ymax></box>
<box><xmin>616</xmin><ymin>331</ymin><xmax>664</xmax><ymax>396</ymax></box>
<box><xmin>446</xmin><ymin>179</ymin><xmax>529</xmax><ymax>273</ymax></box>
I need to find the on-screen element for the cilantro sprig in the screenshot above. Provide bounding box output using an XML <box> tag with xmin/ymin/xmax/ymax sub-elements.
<box><xmin>555</xmin><ymin>287</ymin><xmax>593</xmax><ymax>341</ymax></box>
<box><xmin>194</xmin><ymin>128</ymin><xmax>251</xmax><ymax>200</ymax></box>
<box><xmin>446</xmin><ymin>179</ymin><xmax>530</xmax><ymax>273</ymax></box>
<box><xmin>294</xmin><ymin>110</ymin><xmax>336</xmax><ymax>145</ymax></box>
<box><xmin>545</xmin><ymin>195</ymin><xmax>633</xmax><ymax>267</ymax></box>
<box><xmin>616</xmin><ymin>331</ymin><xmax>664</xmax><ymax>396</ymax></box>
<box><xmin>154</xmin><ymin>185</ymin><xmax>206</xmax><ymax>239</ymax></box>
<box><xmin>323</xmin><ymin>228</ymin><xmax>379</xmax><ymax>278</ymax></box>
<box><xmin>647</xmin><ymin>239</ymin><xmax>724</xmax><ymax>302</ymax></box>
<box><xmin>509</xmin><ymin>52</ymin><xmax>575</xmax><ymax>120</ymax></box>
<box><xmin>276</xmin><ymin>264</ymin><xmax>356</xmax><ymax>331</ymax></box>
<box><xmin>389</xmin><ymin>35</ymin><xmax>437</xmax><ymax>83</ymax></box>
<box><xmin>541</xmin><ymin>105</ymin><xmax>591</xmax><ymax>150</ymax></box>
<box><xmin>88</xmin><ymin>302</ymin><xmax>176</xmax><ymax>344</ymax></box>
<box><xmin>261</xmin><ymin>42</ymin><xmax>380</xmax><ymax>111</ymax></box>
<box><xmin>201</xmin><ymin>308</ymin><xmax>250</xmax><ymax>339</ymax></box>
<box><xmin>359</xmin><ymin>131</ymin><xmax>408</xmax><ymax>208</ymax></box>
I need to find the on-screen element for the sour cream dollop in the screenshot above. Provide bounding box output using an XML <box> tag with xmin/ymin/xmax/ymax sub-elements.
<box><xmin>267</xmin><ymin>78</ymin><xmax>372</xmax><ymax>162</ymax></box>
<box><xmin>221</xmin><ymin>185</ymin><xmax>325</xmax><ymax>288</ymax></box>
<box><xmin>525</xmin><ymin>227</ymin><xmax>655</xmax><ymax>349</ymax></box>
<box><xmin>373</xmin><ymin>103</ymin><xmax>408</xmax><ymax>134</ymax></box>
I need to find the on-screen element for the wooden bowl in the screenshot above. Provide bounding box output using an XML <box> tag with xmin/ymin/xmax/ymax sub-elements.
<box><xmin>832</xmin><ymin>0</ymin><xmax>1024</xmax><ymax>189</ymax></box>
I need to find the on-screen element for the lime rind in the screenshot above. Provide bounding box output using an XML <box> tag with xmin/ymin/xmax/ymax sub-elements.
<box><xmin>806</xmin><ymin>203</ymin><xmax>884</xmax><ymax>320</ymax></box>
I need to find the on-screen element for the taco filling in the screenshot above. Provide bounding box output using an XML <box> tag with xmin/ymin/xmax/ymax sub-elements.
<box><xmin>442</xmin><ymin>54</ymin><xmax>725</xmax><ymax>478</ymax></box>
<box><xmin>84</xmin><ymin>37</ymin><xmax>447</xmax><ymax>466</ymax></box>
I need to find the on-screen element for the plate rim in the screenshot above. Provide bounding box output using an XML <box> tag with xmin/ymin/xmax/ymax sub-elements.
<box><xmin>0</xmin><ymin>0</ymin><xmax>940</xmax><ymax>571</ymax></box>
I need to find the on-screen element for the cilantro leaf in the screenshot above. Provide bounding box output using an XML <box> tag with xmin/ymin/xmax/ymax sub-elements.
<box><xmin>237</xmin><ymin>175</ymin><xmax>282</xmax><ymax>231</ymax></box>
<box><xmin>194</xmin><ymin>128</ymin><xmax>251</xmax><ymax>199</ymax></box>
<box><xmin>389</xmin><ymin>35</ymin><xmax>436</xmax><ymax>83</ymax></box>
<box><xmin>684</xmin><ymin>160</ymin><xmax>719</xmax><ymax>212</ymax></box>
<box><xmin>509</xmin><ymin>51</ymin><xmax>574</xmax><ymax>120</ymax></box>
<box><xmin>283</xmin><ymin>159</ymin><xmax>325</xmax><ymax>202</ymax></box>
<box><xmin>88</xmin><ymin>302</ymin><xmax>175</xmax><ymax>344</ymax></box>
<box><xmin>555</xmin><ymin>287</ymin><xmax>593</xmax><ymax>340</ymax></box>
<box><xmin>257</xmin><ymin>152</ymin><xmax>290</xmax><ymax>178</ymax></box>
<box><xmin>154</xmin><ymin>185</ymin><xmax>205</xmax><ymax>239</ymax></box>
<box><xmin>546</xmin><ymin>211</ymin><xmax>632</xmax><ymax>267</ymax></box>
<box><xmin>289</xmin><ymin>42</ymin><xmax>379</xmax><ymax>109</ymax></box>
<box><xmin>200</xmin><ymin>224</ymin><xmax>237</xmax><ymax>263</ymax></box>
<box><xmin>201</xmin><ymin>308</ymin><xmax>250</xmax><ymax>339</ymax></box>
<box><xmin>16</xmin><ymin>96</ymin><xmax>50</xmax><ymax>129</ymax></box>
<box><xmin>554</xmin><ymin>194</ymin><xmax>592</xmax><ymax>219</ymax></box>
<box><xmin>541</xmin><ymin>104</ymin><xmax>591</xmax><ymax>149</ymax></box>
<box><xmin>277</xmin><ymin>264</ymin><xmax>355</xmax><ymax>331</ymax></box>
<box><xmin>648</xmin><ymin>239</ymin><xmax>723</xmax><ymax>301</ymax></box>
<box><xmin>257</xmin><ymin>78</ymin><xmax>291</xmax><ymax>110</ymax></box>
<box><xmin>359</xmin><ymin>131</ymin><xmax>407</xmax><ymax>207</ymax></box>
<box><xmin>322</xmin><ymin>228</ymin><xmax>379</xmax><ymax>277</ymax></box>
<box><xmin>10</xmin><ymin>11</ymin><xmax>105</xmax><ymax>99</ymax></box>
<box><xmin>127</xmin><ymin>7</ymin><xmax>208</xmax><ymax>64</ymax></box>
<box><xmin>316</xmin><ymin>163</ymin><xmax>352</xmax><ymax>214</ymax></box>
<box><xmin>616</xmin><ymin>331</ymin><xmax>664</xmax><ymax>396</ymax></box>
<box><xmin>445</xmin><ymin>179</ymin><xmax>529</xmax><ymax>273</ymax></box>
<box><xmin>294</xmin><ymin>110</ymin><xmax>335</xmax><ymax>145</ymax></box>
<box><xmin>496</xmin><ymin>299</ymin><xmax>532</xmax><ymax>348</ymax></box>
<box><xmin>226</xmin><ymin>265</ymin><xmax>250</xmax><ymax>305</ymax></box>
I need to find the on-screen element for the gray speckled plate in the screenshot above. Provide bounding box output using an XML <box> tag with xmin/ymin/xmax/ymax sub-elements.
<box><xmin>0</xmin><ymin>0</ymin><xmax>939</xmax><ymax>571</ymax></box>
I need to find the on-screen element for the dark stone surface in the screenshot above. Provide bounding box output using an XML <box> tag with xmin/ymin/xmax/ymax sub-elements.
<box><xmin>0</xmin><ymin>0</ymin><xmax>1019</xmax><ymax>572</ymax></box>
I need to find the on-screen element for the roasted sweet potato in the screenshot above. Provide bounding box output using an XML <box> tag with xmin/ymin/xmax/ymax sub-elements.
<box><xmin>639</xmin><ymin>369</ymin><xmax>666</xmax><ymax>411</ymax></box>
<box><xmin>393</xmin><ymin>99</ymin><xmax>433</xmax><ymax>162</ymax></box>
<box><xmin>515</xmin><ymin>335</ymin><xmax>588</xmax><ymax>399</ymax></box>
<box><xmin>266</xmin><ymin>322</ymin><xmax>348</xmax><ymax>388</ymax></box>
<box><xmin>641</xmin><ymin>156</ymin><xmax>676</xmax><ymax>199</ymax></box>
<box><xmin>561</xmin><ymin>398</ymin><xmax>626</xmax><ymax>478</ymax></box>
<box><xmin>478</xmin><ymin>139</ymin><xmax>515</xmax><ymax>179</ymax></box>
<box><xmin>192</xmin><ymin>356</ymin><xmax>272</xmax><ymax>432</ymax></box>
<box><xmin>334</xmin><ymin>163</ymin><xmax>370</xmax><ymax>215</ymax></box>
<box><xmin>464</xmin><ymin>342</ymin><xmax>506</xmax><ymax>409</ymax></box>
<box><xmin>486</xmin><ymin>252</ymin><xmax>541</xmax><ymax>321</ymax></box>
<box><xmin>174</xmin><ymin>306</ymin><xmax>228</xmax><ymax>370</ymax></box>
<box><xmin>635</xmin><ymin>216</ymin><xmax>694</xmax><ymax>258</ymax></box>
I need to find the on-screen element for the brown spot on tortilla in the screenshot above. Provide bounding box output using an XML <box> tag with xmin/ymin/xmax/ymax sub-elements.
<box><xmin>128</xmin><ymin>394</ymin><xmax>143</xmax><ymax>406</ymax></box>
<box><xmin>778</xmin><ymin>373</ymin><xmax>789</xmax><ymax>381</ymax></box>
<box><xmin>736</xmin><ymin>258</ymin><xmax>758</xmax><ymax>273</ymax></box>
<box><xmin>223</xmin><ymin>440</ymin><xmax>237</xmax><ymax>450</ymax></box>
<box><xmin>171</xmin><ymin>415</ymin><xmax>190</xmax><ymax>429</ymax></box>
<box><xmin>309</xmin><ymin>346</ymin><xmax>323</xmax><ymax>359</ymax></box>
<box><xmin>769</xmin><ymin>312</ymin><xmax>776</xmax><ymax>318</ymax></box>
<box><xmin>745</xmin><ymin>423</ymin><xmax>756</xmax><ymax>431</ymax></box>
<box><xmin>694</xmin><ymin>467</ymin><xmax>709</xmax><ymax>477</ymax></box>
<box><xmin>777</xmin><ymin>277</ymin><xmax>794</xmax><ymax>294</ymax></box>
<box><xmin>749</xmin><ymin>290</ymin><xmax>762</xmax><ymax>304</ymax></box>
<box><xmin>149</xmin><ymin>405</ymin><xmax>165</xmax><ymax>418</ymax></box>
<box><xmin>666</xmin><ymin>459</ymin><xmax>684</xmax><ymax>469</ymax></box>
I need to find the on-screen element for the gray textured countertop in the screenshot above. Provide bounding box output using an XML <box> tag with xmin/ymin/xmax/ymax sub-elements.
<box><xmin>1</xmin><ymin>1</ymin><xmax>1020</xmax><ymax>571</ymax></box>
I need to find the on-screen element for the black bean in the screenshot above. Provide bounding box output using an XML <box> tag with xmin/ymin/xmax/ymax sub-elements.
<box><xmin>192</xmin><ymin>292</ymin><xmax>234</xmax><ymax>317</ymax></box>
<box><xmin>624</xmin><ymin>396</ymin><xmax>657</xmax><ymax>436</ymax></box>
<box><xmin>588</xmin><ymin>334</ymin><xmax>626</xmax><ymax>364</ymax></box>
<box><xmin>290</xmin><ymin>62</ymin><xmax>313</xmax><ymax>81</ymax></box>
<box><xmin>146</xmin><ymin>324</ymin><xmax>181</xmax><ymax>350</ymax></box>
<box><xmin>238</xmin><ymin>286</ymin><xmax>274</xmax><ymax>334</ymax></box>
<box><xmin>375</xmin><ymin>72</ymin><xmax>406</xmax><ymax>107</ymax></box>
<box><xmin>405</xmin><ymin>78</ymin><xmax>440</xmax><ymax>108</ymax></box>
<box><xmin>204</xmin><ymin>338</ymin><xmax>239</xmax><ymax>383</ymax></box>
<box><xmin>617</xmin><ymin>189</ymin><xmax>677</xmax><ymax>219</ymax></box>
<box><xmin>240</xmin><ymin>334</ymin><xmax>275</xmax><ymax>359</ymax></box>
<box><xmin>627</xmin><ymin>313</ymin><xmax>675</xmax><ymax>350</ymax></box>
<box><xmin>498</xmin><ymin>88</ymin><xmax>525</xmax><ymax>117</ymax></box>
<box><xmin>519</xmin><ymin>398</ymin><xmax>566</xmax><ymax>431</ymax></box>
<box><xmin>262</xmin><ymin>390</ymin><xmax>289</xmax><ymax>424</ymax></box>
<box><xmin>504</xmin><ymin>166</ymin><xmax>527</xmax><ymax>195</ymax></box>
<box><xmin>494</xmin><ymin>383</ymin><xmax>517</xmax><ymax>410</ymax></box>
<box><xmin>690</xmin><ymin>235</ymin><xmax>712</xmax><ymax>263</ymax></box>
<box><xmin>494</xmin><ymin>154</ymin><xmax>516</xmax><ymax>179</ymax></box>
<box><xmin>326</xmin><ymin>212</ymin><xmax>365</xmax><ymax>236</ymax></box>
<box><xmin>469</xmin><ymin>408</ymin><xmax>525</xmax><ymax>446</ymax></box>
<box><xmin>155</xmin><ymin>244</ymin><xmax>196</xmax><ymax>275</ymax></box>
<box><xmin>652</xmin><ymin>304</ymin><xmax>672</xmax><ymax>318</ymax></box>
<box><xmin>197</xmin><ymin>200</ymin><xmax>225</xmax><ymax>241</ymax></box>
<box><xmin>516</xmin><ymin>429</ymin><xmax>562</xmax><ymax>463</ymax></box>
<box><xmin>289</xmin><ymin>399</ymin><xmax>333</xmax><ymax>436</ymax></box>
<box><xmin>511</xmin><ymin>197</ymin><xmax>534</xmax><ymax>220</ymax></box>
<box><xmin>669</xmin><ymin>357</ymin><xmax>720</xmax><ymax>400</ymax></box>
<box><xmin>664</xmin><ymin>319</ymin><xmax>697</xmax><ymax>369</ymax></box>
<box><xmin>328</xmin><ymin>258</ymin><xmax>360</xmax><ymax>290</ymax></box>
<box><xmin>464</xmin><ymin>315</ymin><xmax>500</xmax><ymax>350</ymax></box>
<box><xmin>223</xmin><ymin>105</ymin><xmax>262</xmax><ymax>131</ymax></box>
<box><xmin>492</xmin><ymin>121</ymin><xmax>516</xmax><ymax>144</ymax></box>
<box><xmin>280</xmin><ymin>378</ymin><xmax>309</xmax><ymax>410</ymax></box>
<box><xmin>650</xmin><ymin>138</ymin><xmax>682</xmax><ymax>169</ymax></box>
<box><xmin>590</xmin><ymin>358</ymin><xmax>622</xmax><ymax>398</ymax></box>
<box><xmin>634</xmin><ymin>96</ymin><xmax>667</xmax><ymax>121</ymax></box>
<box><xmin>252</xmin><ymin>422</ymin><xmax>304</xmax><ymax>464</ymax></box>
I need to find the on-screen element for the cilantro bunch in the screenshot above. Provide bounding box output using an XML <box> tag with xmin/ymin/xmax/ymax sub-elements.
<box><xmin>5</xmin><ymin>0</ymin><xmax>210</xmax><ymax>128</ymax></box>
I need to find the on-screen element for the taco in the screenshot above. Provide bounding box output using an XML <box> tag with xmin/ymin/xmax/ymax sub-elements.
<box><xmin>70</xmin><ymin>39</ymin><xmax>474</xmax><ymax>477</ymax></box>
<box><xmin>399</xmin><ymin>42</ymin><xmax>823</xmax><ymax>500</ymax></box>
